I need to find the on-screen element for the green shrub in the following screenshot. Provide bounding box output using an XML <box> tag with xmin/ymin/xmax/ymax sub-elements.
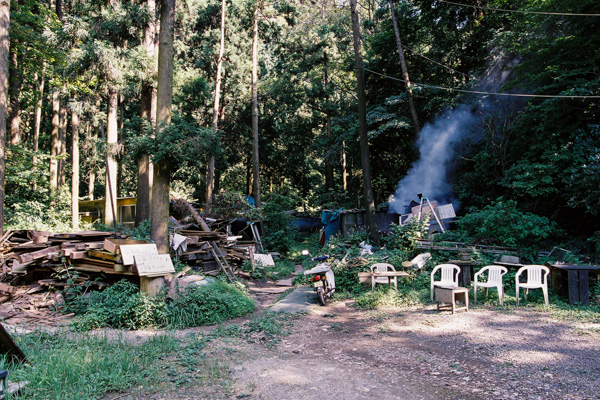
<box><xmin>71</xmin><ymin>280</ymin><xmax>167</xmax><ymax>331</ymax></box>
<box><xmin>332</xmin><ymin>265</ymin><xmax>369</xmax><ymax>295</ymax></box>
<box><xmin>69</xmin><ymin>279</ymin><xmax>256</xmax><ymax>331</ymax></box>
<box><xmin>262</xmin><ymin>194</ymin><xmax>298</xmax><ymax>254</ymax></box>
<box><xmin>354</xmin><ymin>287</ymin><xmax>404</xmax><ymax>310</ymax></box>
<box><xmin>165</xmin><ymin>280</ymin><xmax>255</xmax><ymax>328</ymax></box>
<box><xmin>385</xmin><ymin>217</ymin><xmax>430</xmax><ymax>252</ymax></box>
<box><xmin>455</xmin><ymin>199</ymin><xmax>557</xmax><ymax>249</ymax></box>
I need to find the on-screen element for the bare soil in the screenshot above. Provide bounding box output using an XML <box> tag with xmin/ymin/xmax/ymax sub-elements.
<box><xmin>6</xmin><ymin>287</ymin><xmax>600</xmax><ymax>400</ymax></box>
<box><xmin>225</xmin><ymin>299</ymin><xmax>600</xmax><ymax>400</ymax></box>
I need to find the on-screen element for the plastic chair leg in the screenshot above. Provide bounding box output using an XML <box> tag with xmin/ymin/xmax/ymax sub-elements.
<box><xmin>431</xmin><ymin>284</ymin><xmax>434</xmax><ymax>302</ymax></box>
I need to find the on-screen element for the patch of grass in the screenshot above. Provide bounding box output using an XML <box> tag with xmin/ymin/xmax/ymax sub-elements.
<box><xmin>354</xmin><ymin>286</ymin><xmax>427</xmax><ymax>310</ymax></box>
<box><xmin>68</xmin><ymin>279</ymin><xmax>256</xmax><ymax>331</ymax></box>
<box><xmin>166</xmin><ymin>281</ymin><xmax>256</xmax><ymax>328</ymax></box>
<box><xmin>0</xmin><ymin>331</ymin><xmax>180</xmax><ymax>400</ymax></box>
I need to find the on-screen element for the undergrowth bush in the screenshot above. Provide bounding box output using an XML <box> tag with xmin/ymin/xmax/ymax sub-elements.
<box><xmin>454</xmin><ymin>199</ymin><xmax>557</xmax><ymax>249</ymax></box>
<box><xmin>69</xmin><ymin>279</ymin><xmax>255</xmax><ymax>331</ymax></box>
<box><xmin>166</xmin><ymin>281</ymin><xmax>255</xmax><ymax>328</ymax></box>
<box><xmin>384</xmin><ymin>218</ymin><xmax>430</xmax><ymax>253</ymax></box>
<box><xmin>262</xmin><ymin>194</ymin><xmax>298</xmax><ymax>255</ymax></box>
<box><xmin>354</xmin><ymin>286</ymin><xmax>426</xmax><ymax>310</ymax></box>
<box><xmin>70</xmin><ymin>280</ymin><xmax>167</xmax><ymax>331</ymax></box>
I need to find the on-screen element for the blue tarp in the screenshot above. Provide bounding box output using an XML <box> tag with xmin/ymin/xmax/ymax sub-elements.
<box><xmin>292</xmin><ymin>217</ymin><xmax>323</xmax><ymax>232</ymax></box>
<box><xmin>321</xmin><ymin>210</ymin><xmax>342</xmax><ymax>243</ymax></box>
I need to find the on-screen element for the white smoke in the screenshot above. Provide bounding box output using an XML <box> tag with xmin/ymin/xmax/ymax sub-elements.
<box><xmin>388</xmin><ymin>103</ymin><xmax>479</xmax><ymax>213</ymax></box>
<box><xmin>388</xmin><ymin>53</ymin><xmax>523</xmax><ymax>214</ymax></box>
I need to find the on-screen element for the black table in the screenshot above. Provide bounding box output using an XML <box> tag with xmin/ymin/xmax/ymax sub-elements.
<box><xmin>547</xmin><ymin>263</ymin><xmax>600</xmax><ymax>305</ymax></box>
<box><xmin>448</xmin><ymin>260</ymin><xmax>477</xmax><ymax>287</ymax></box>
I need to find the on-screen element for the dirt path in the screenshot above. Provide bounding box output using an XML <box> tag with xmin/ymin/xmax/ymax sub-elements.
<box><xmin>227</xmin><ymin>299</ymin><xmax>600</xmax><ymax>400</ymax></box>
<box><xmin>6</xmin><ymin>288</ymin><xmax>599</xmax><ymax>400</ymax></box>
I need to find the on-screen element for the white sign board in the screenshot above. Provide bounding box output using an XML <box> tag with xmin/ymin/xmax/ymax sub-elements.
<box><xmin>437</xmin><ymin>204</ymin><xmax>456</xmax><ymax>220</ymax></box>
<box><xmin>253</xmin><ymin>254</ymin><xmax>275</xmax><ymax>266</ymax></box>
<box><xmin>120</xmin><ymin>244</ymin><xmax>159</xmax><ymax>265</ymax></box>
<box><xmin>134</xmin><ymin>254</ymin><xmax>175</xmax><ymax>277</ymax></box>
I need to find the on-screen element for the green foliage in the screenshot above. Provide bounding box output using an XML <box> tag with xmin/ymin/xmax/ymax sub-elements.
<box><xmin>69</xmin><ymin>279</ymin><xmax>255</xmax><ymax>331</ymax></box>
<box><xmin>165</xmin><ymin>281</ymin><xmax>255</xmax><ymax>329</ymax></box>
<box><xmin>333</xmin><ymin>265</ymin><xmax>368</xmax><ymax>295</ymax></box>
<box><xmin>1</xmin><ymin>332</ymin><xmax>179</xmax><ymax>400</ymax></box>
<box><xmin>354</xmin><ymin>285</ymin><xmax>425</xmax><ymax>310</ymax></box>
<box><xmin>70</xmin><ymin>280</ymin><xmax>167</xmax><ymax>331</ymax></box>
<box><xmin>129</xmin><ymin>114</ymin><xmax>216</xmax><ymax>167</ymax></box>
<box><xmin>211</xmin><ymin>191</ymin><xmax>259</xmax><ymax>219</ymax></box>
<box><xmin>262</xmin><ymin>194</ymin><xmax>298</xmax><ymax>254</ymax></box>
<box><xmin>455</xmin><ymin>199</ymin><xmax>557</xmax><ymax>248</ymax></box>
<box><xmin>385</xmin><ymin>218</ymin><xmax>430</xmax><ymax>252</ymax></box>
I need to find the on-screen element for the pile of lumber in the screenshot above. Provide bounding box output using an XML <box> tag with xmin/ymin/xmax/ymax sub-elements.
<box><xmin>0</xmin><ymin>230</ymin><xmax>128</xmax><ymax>277</ymax></box>
<box><xmin>173</xmin><ymin>229</ymin><xmax>254</xmax><ymax>276</ymax></box>
<box><xmin>0</xmin><ymin>226</ymin><xmax>257</xmax><ymax>281</ymax></box>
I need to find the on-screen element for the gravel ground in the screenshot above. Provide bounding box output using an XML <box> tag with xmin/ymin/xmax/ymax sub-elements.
<box><xmin>229</xmin><ymin>300</ymin><xmax>600</xmax><ymax>400</ymax></box>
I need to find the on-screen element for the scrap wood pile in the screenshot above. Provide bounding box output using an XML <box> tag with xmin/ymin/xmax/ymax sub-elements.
<box><xmin>0</xmin><ymin>282</ymin><xmax>72</xmax><ymax>325</ymax></box>
<box><xmin>170</xmin><ymin>198</ymin><xmax>261</xmax><ymax>275</ymax></box>
<box><xmin>172</xmin><ymin>228</ymin><xmax>255</xmax><ymax>276</ymax></box>
<box><xmin>0</xmin><ymin>214</ymin><xmax>258</xmax><ymax>285</ymax></box>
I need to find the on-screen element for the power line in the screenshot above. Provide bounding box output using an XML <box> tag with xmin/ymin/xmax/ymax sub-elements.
<box><xmin>404</xmin><ymin>46</ymin><xmax>471</xmax><ymax>78</ymax></box>
<box><xmin>438</xmin><ymin>0</ymin><xmax>600</xmax><ymax>17</ymax></box>
<box><xmin>364</xmin><ymin>67</ymin><xmax>600</xmax><ymax>99</ymax></box>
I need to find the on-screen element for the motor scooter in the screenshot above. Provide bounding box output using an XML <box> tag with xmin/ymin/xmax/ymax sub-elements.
<box><xmin>302</xmin><ymin>250</ymin><xmax>336</xmax><ymax>306</ymax></box>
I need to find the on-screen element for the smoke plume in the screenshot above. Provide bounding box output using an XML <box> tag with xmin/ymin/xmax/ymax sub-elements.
<box><xmin>388</xmin><ymin>53</ymin><xmax>522</xmax><ymax>214</ymax></box>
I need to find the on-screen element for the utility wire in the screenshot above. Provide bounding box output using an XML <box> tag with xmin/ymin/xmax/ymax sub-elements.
<box><xmin>438</xmin><ymin>0</ymin><xmax>600</xmax><ymax>17</ymax></box>
<box><xmin>364</xmin><ymin>67</ymin><xmax>600</xmax><ymax>99</ymax></box>
<box><xmin>404</xmin><ymin>46</ymin><xmax>472</xmax><ymax>78</ymax></box>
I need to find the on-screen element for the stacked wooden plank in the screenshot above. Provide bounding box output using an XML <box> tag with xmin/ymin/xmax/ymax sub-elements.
<box><xmin>175</xmin><ymin>229</ymin><xmax>253</xmax><ymax>275</ymax></box>
<box><xmin>0</xmin><ymin>226</ymin><xmax>256</xmax><ymax>281</ymax></box>
<box><xmin>0</xmin><ymin>230</ymin><xmax>146</xmax><ymax>277</ymax></box>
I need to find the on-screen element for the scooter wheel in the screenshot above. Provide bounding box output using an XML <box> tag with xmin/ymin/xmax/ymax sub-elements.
<box><xmin>318</xmin><ymin>288</ymin><xmax>327</xmax><ymax>306</ymax></box>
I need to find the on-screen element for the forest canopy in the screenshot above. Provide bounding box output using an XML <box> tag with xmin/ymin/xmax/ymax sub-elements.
<box><xmin>1</xmin><ymin>0</ymin><xmax>599</xmax><ymax>254</ymax></box>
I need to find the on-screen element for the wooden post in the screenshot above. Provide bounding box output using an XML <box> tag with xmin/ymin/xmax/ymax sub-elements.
<box><xmin>140</xmin><ymin>276</ymin><xmax>166</xmax><ymax>296</ymax></box>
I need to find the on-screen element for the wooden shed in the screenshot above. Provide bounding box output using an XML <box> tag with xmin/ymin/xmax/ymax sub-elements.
<box><xmin>78</xmin><ymin>197</ymin><xmax>137</xmax><ymax>227</ymax></box>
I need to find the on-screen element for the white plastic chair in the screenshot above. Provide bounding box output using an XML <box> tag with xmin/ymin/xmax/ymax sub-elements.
<box><xmin>474</xmin><ymin>265</ymin><xmax>508</xmax><ymax>305</ymax></box>
<box><xmin>403</xmin><ymin>252</ymin><xmax>431</xmax><ymax>270</ymax></box>
<box><xmin>430</xmin><ymin>264</ymin><xmax>461</xmax><ymax>302</ymax></box>
<box><xmin>515</xmin><ymin>265</ymin><xmax>550</xmax><ymax>306</ymax></box>
<box><xmin>370</xmin><ymin>263</ymin><xmax>397</xmax><ymax>290</ymax></box>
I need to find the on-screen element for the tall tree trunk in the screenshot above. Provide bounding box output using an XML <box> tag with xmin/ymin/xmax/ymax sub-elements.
<box><xmin>58</xmin><ymin>90</ymin><xmax>67</xmax><ymax>189</ymax></box>
<box><xmin>8</xmin><ymin>49</ymin><xmax>20</xmax><ymax>145</ymax></box>
<box><xmin>205</xmin><ymin>0</ymin><xmax>226</xmax><ymax>213</ymax></box>
<box><xmin>250</xmin><ymin>4</ymin><xmax>261</xmax><ymax>208</ymax></box>
<box><xmin>31</xmin><ymin>68</ymin><xmax>44</xmax><ymax>191</ymax></box>
<box><xmin>104</xmin><ymin>86</ymin><xmax>118</xmax><ymax>228</ymax></box>
<box><xmin>32</xmin><ymin>66</ymin><xmax>44</xmax><ymax>155</ymax></box>
<box><xmin>245</xmin><ymin>156</ymin><xmax>251</xmax><ymax>196</ymax></box>
<box><xmin>342</xmin><ymin>139</ymin><xmax>347</xmax><ymax>192</ymax></box>
<box><xmin>71</xmin><ymin>99</ymin><xmax>80</xmax><ymax>230</ymax></box>
<box><xmin>49</xmin><ymin>89</ymin><xmax>60</xmax><ymax>195</ymax></box>
<box><xmin>136</xmin><ymin>0</ymin><xmax>156</xmax><ymax>226</ymax></box>
<box><xmin>388</xmin><ymin>0</ymin><xmax>420</xmax><ymax>135</ymax></box>
<box><xmin>88</xmin><ymin>125</ymin><xmax>96</xmax><ymax>200</ymax></box>
<box><xmin>322</xmin><ymin>0</ymin><xmax>334</xmax><ymax>193</ymax></box>
<box><xmin>55</xmin><ymin>0</ymin><xmax>63</xmax><ymax>21</ymax></box>
<box><xmin>151</xmin><ymin>0</ymin><xmax>175</xmax><ymax>254</ymax></box>
<box><xmin>0</xmin><ymin>0</ymin><xmax>9</xmax><ymax>234</ymax></box>
<box><xmin>350</xmin><ymin>0</ymin><xmax>378</xmax><ymax>244</ymax></box>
